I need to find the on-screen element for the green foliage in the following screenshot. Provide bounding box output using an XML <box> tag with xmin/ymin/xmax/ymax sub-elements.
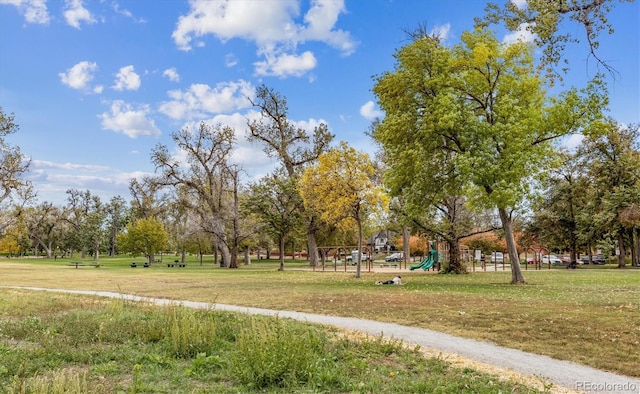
<box><xmin>230</xmin><ymin>316</ymin><xmax>338</xmax><ymax>390</ymax></box>
<box><xmin>373</xmin><ymin>28</ymin><xmax>607</xmax><ymax>282</ymax></box>
<box><xmin>117</xmin><ymin>217</ymin><xmax>168</xmax><ymax>258</ymax></box>
<box><xmin>244</xmin><ymin>169</ymin><xmax>304</xmax><ymax>266</ymax></box>
<box><xmin>162</xmin><ymin>305</ymin><xmax>220</xmax><ymax>358</ymax></box>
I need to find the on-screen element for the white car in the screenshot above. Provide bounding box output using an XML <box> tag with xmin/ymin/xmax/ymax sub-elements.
<box><xmin>542</xmin><ymin>255</ymin><xmax>563</xmax><ymax>265</ymax></box>
<box><xmin>489</xmin><ymin>252</ymin><xmax>504</xmax><ymax>263</ymax></box>
<box><xmin>347</xmin><ymin>250</ymin><xmax>369</xmax><ymax>264</ymax></box>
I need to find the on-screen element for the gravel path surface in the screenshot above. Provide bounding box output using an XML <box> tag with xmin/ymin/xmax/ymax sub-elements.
<box><xmin>6</xmin><ymin>286</ymin><xmax>640</xmax><ymax>394</ymax></box>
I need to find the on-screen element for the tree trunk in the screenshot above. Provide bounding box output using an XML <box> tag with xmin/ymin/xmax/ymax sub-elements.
<box><xmin>220</xmin><ymin>245</ymin><xmax>232</xmax><ymax>268</ymax></box>
<box><xmin>444</xmin><ymin>237</ymin><xmax>465</xmax><ymax>274</ymax></box>
<box><xmin>93</xmin><ymin>244</ymin><xmax>99</xmax><ymax>263</ymax></box>
<box><xmin>244</xmin><ymin>247</ymin><xmax>251</xmax><ymax>265</ymax></box>
<box><xmin>229</xmin><ymin>244</ymin><xmax>239</xmax><ymax>268</ymax></box>
<box><xmin>306</xmin><ymin>216</ymin><xmax>319</xmax><ymax>267</ymax></box>
<box><xmin>617</xmin><ymin>231</ymin><xmax>626</xmax><ymax>267</ymax></box>
<box><xmin>633</xmin><ymin>227</ymin><xmax>640</xmax><ymax>267</ymax></box>
<box><xmin>403</xmin><ymin>226</ymin><xmax>410</xmax><ymax>267</ymax></box>
<box><xmin>278</xmin><ymin>236</ymin><xmax>285</xmax><ymax>271</ymax></box>
<box><xmin>355</xmin><ymin>219</ymin><xmax>363</xmax><ymax>279</ymax></box>
<box><xmin>498</xmin><ymin>207</ymin><xmax>525</xmax><ymax>284</ymax></box>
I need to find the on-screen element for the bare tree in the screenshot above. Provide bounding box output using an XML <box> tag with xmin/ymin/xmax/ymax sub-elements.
<box><xmin>0</xmin><ymin>107</ymin><xmax>33</xmax><ymax>233</ymax></box>
<box><xmin>247</xmin><ymin>85</ymin><xmax>334</xmax><ymax>266</ymax></box>
<box><xmin>151</xmin><ymin>122</ymin><xmax>241</xmax><ymax>268</ymax></box>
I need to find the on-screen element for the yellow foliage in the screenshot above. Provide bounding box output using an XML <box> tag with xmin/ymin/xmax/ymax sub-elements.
<box><xmin>299</xmin><ymin>141</ymin><xmax>388</xmax><ymax>230</ymax></box>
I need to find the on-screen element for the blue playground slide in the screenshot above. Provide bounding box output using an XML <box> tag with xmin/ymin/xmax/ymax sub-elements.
<box><xmin>409</xmin><ymin>255</ymin><xmax>435</xmax><ymax>271</ymax></box>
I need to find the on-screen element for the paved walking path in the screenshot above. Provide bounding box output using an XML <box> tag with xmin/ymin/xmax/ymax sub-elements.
<box><xmin>5</xmin><ymin>286</ymin><xmax>640</xmax><ymax>394</ymax></box>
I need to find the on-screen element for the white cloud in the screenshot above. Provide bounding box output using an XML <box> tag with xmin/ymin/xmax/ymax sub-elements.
<box><xmin>28</xmin><ymin>159</ymin><xmax>142</xmax><ymax>204</ymax></box>
<box><xmin>59</xmin><ymin>61</ymin><xmax>98</xmax><ymax>91</ymax></box>
<box><xmin>430</xmin><ymin>23</ymin><xmax>451</xmax><ymax>41</ymax></box>
<box><xmin>159</xmin><ymin>80</ymin><xmax>255</xmax><ymax>120</ymax></box>
<box><xmin>64</xmin><ymin>0</ymin><xmax>96</xmax><ymax>29</ymax></box>
<box><xmin>112</xmin><ymin>1</ymin><xmax>145</xmax><ymax>23</ymax></box>
<box><xmin>560</xmin><ymin>134</ymin><xmax>584</xmax><ymax>152</ymax></box>
<box><xmin>1</xmin><ymin>0</ymin><xmax>50</xmax><ymax>24</ymax></box>
<box><xmin>297</xmin><ymin>0</ymin><xmax>357</xmax><ymax>55</ymax></box>
<box><xmin>31</xmin><ymin>159</ymin><xmax>111</xmax><ymax>172</ymax></box>
<box><xmin>171</xmin><ymin>0</ymin><xmax>356</xmax><ymax>77</ymax></box>
<box><xmin>225</xmin><ymin>53</ymin><xmax>238</xmax><ymax>68</ymax></box>
<box><xmin>511</xmin><ymin>0</ymin><xmax>528</xmax><ymax>10</ymax></box>
<box><xmin>359</xmin><ymin>101</ymin><xmax>383</xmax><ymax>120</ymax></box>
<box><xmin>99</xmin><ymin>100</ymin><xmax>161</xmax><ymax>138</ymax></box>
<box><xmin>503</xmin><ymin>22</ymin><xmax>536</xmax><ymax>44</ymax></box>
<box><xmin>254</xmin><ymin>50</ymin><xmax>317</xmax><ymax>78</ymax></box>
<box><xmin>162</xmin><ymin>67</ymin><xmax>180</xmax><ymax>82</ymax></box>
<box><xmin>113</xmin><ymin>65</ymin><xmax>141</xmax><ymax>91</ymax></box>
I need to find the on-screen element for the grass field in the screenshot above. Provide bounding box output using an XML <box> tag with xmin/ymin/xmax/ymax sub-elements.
<box><xmin>1</xmin><ymin>256</ymin><xmax>638</xmax><ymax>386</ymax></box>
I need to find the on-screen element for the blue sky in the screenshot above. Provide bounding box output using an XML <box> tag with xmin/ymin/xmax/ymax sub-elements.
<box><xmin>1</xmin><ymin>0</ymin><xmax>638</xmax><ymax>205</ymax></box>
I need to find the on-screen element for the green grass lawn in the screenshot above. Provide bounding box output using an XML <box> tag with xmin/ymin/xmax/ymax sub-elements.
<box><xmin>1</xmin><ymin>255</ymin><xmax>638</xmax><ymax>380</ymax></box>
<box><xmin>0</xmin><ymin>289</ymin><xmax>545</xmax><ymax>393</ymax></box>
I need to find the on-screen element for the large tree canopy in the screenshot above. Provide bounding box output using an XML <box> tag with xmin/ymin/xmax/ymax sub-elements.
<box><xmin>373</xmin><ymin>29</ymin><xmax>606</xmax><ymax>283</ymax></box>
<box><xmin>298</xmin><ymin>142</ymin><xmax>388</xmax><ymax>278</ymax></box>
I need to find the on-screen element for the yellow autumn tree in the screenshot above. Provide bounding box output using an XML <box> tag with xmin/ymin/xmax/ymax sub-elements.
<box><xmin>298</xmin><ymin>142</ymin><xmax>388</xmax><ymax>278</ymax></box>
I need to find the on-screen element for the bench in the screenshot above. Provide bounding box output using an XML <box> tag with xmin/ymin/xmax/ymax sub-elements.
<box><xmin>379</xmin><ymin>263</ymin><xmax>399</xmax><ymax>268</ymax></box>
<box><xmin>68</xmin><ymin>262</ymin><xmax>86</xmax><ymax>268</ymax></box>
<box><xmin>167</xmin><ymin>259</ymin><xmax>186</xmax><ymax>267</ymax></box>
<box><xmin>130</xmin><ymin>262</ymin><xmax>150</xmax><ymax>268</ymax></box>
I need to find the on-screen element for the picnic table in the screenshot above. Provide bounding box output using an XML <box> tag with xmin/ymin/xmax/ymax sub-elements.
<box><xmin>68</xmin><ymin>262</ymin><xmax>86</xmax><ymax>268</ymax></box>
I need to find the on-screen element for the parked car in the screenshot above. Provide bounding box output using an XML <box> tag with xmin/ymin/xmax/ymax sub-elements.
<box><xmin>561</xmin><ymin>256</ymin><xmax>571</xmax><ymax>264</ymax></box>
<box><xmin>489</xmin><ymin>252</ymin><xmax>504</xmax><ymax>263</ymax></box>
<box><xmin>542</xmin><ymin>255</ymin><xmax>563</xmax><ymax>265</ymax></box>
<box><xmin>580</xmin><ymin>255</ymin><xmax>606</xmax><ymax>265</ymax></box>
<box><xmin>385</xmin><ymin>252</ymin><xmax>403</xmax><ymax>262</ymax></box>
<box><xmin>347</xmin><ymin>250</ymin><xmax>369</xmax><ymax>264</ymax></box>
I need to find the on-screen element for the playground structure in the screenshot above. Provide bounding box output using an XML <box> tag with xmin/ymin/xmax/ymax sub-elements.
<box><xmin>314</xmin><ymin>239</ymin><xmax>566</xmax><ymax>273</ymax></box>
<box><xmin>314</xmin><ymin>239</ymin><xmax>448</xmax><ymax>272</ymax></box>
<box><xmin>409</xmin><ymin>248</ymin><xmax>438</xmax><ymax>271</ymax></box>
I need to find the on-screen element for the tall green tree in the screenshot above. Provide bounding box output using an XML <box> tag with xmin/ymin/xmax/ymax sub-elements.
<box><xmin>104</xmin><ymin>195</ymin><xmax>129</xmax><ymax>256</ymax></box>
<box><xmin>298</xmin><ymin>142</ymin><xmax>388</xmax><ymax>279</ymax></box>
<box><xmin>526</xmin><ymin>152</ymin><xmax>590</xmax><ymax>263</ymax></box>
<box><xmin>244</xmin><ymin>169</ymin><xmax>304</xmax><ymax>271</ymax></box>
<box><xmin>578</xmin><ymin>119</ymin><xmax>640</xmax><ymax>267</ymax></box>
<box><xmin>247</xmin><ymin>85</ymin><xmax>334</xmax><ymax>267</ymax></box>
<box><xmin>118</xmin><ymin>217</ymin><xmax>169</xmax><ymax>264</ymax></box>
<box><xmin>373</xmin><ymin>29</ymin><xmax>605</xmax><ymax>283</ymax></box>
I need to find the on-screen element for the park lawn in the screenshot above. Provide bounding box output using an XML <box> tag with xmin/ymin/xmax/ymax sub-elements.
<box><xmin>1</xmin><ymin>257</ymin><xmax>639</xmax><ymax>378</ymax></box>
<box><xmin>1</xmin><ymin>290</ymin><xmax>544</xmax><ymax>393</ymax></box>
